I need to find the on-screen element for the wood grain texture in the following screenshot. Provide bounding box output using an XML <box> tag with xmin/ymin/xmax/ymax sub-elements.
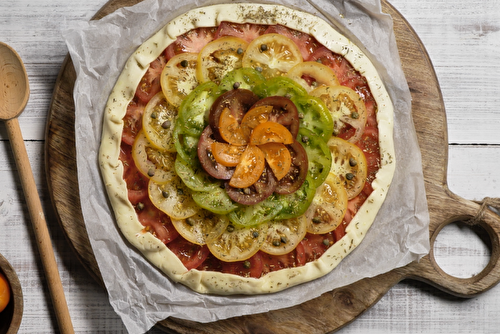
<box><xmin>42</xmin><ymin>0</ymin><xmax>500</xmax><ymax>333</ymax></box>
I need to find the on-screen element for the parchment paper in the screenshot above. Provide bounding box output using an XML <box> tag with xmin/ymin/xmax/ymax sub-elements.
<box><xmin>63</xmin><ymin>0</ymin><xmax>430</xmax><ymax>332</ymax></box>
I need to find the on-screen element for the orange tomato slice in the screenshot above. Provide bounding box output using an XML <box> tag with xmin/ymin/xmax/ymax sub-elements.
<box><xmin>211</xmin><ymin>142</ymin><xmax>246</xmax><ymax>167</ymax></box>
<box><xmin>249</xmin><ymin>121</ymin><xmax>294</xmax><ymax>145</ymax></box>
<box><xmin>219</xmin><ymin>107</ymin><xmax>248</xmax><ymax>146</ymax></box>
<box><xmin>229</xmin><ymin>145</ymin><xmax>265</xmax><ymax>188</ymax></box>
<box><xmin>240</xmin><ymin>105</ymin><xmax>273</xmax><ymax>139</ymax></box>
<box><xmin>0</xmin><ymin>272</ymin><xmax>11</xmax><ymax>313</ymax></box>
<box><xmin>259</xmin><ymin>142</ymin><xmax>291</xmax><ymax>180</ymax></box>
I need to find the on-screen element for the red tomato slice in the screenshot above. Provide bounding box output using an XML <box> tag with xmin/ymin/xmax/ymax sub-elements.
<box><xmin>164</xmin><ymin>27</ymin><xmax>217</xmax><ymax>59</ymax></box>
<box><xmin>215</xmin><ymin>22</ymin><xmax>268</xmax><ymax>43</ymax></box>
<box><xmin>220</xmin><ymin>252</ymin><xmax>264</xmax><ymax>278</ymax></box>
<box><xmin>300</xmin><ymin>232</ymin><xmax>335</xmax><ymax>263</ymax></box>
<box><xmin>122</xmin><ymin>99</ymin><xmax>144</xmax><ymax>146</ymax></box>
<box><xmin>167</xmin><ymin>235</ymin><xmax>210</xmax><ymax>270</ymax></box>
<box><xmin>263</xmin><ymin>25</ymin><xmax>319</xmax><ymax>60</ymax></box>
<box><xmin>229</xmin><ymin>145</ymin><xmax>266</xmax><ymax>188</ymax></box>
<box><xmin>259</xmin><ymin>142</ymin><xmax>291</xmax><ymax>181</ymax></box>
<box><xmin>356</xmin><ymin>126</ymin><xmax>380</xmax><ymax>185</ymax></box>
<box><xmin>119</xmin><ymin>143</ymin><xmax>149</xmax><ymax>192</ymax></box>
<box><xmin>249</xmin><ymin>121</ymin><xmax>294</xmax><ymax>145</ymax></box>
<box><xmin>259</xmin><ymin>243</ymin><xmax>306</xmax><ymax>275</ymax></box>
<box><xmin>137</xmin><ymin>199</ymin><xmax>180</xmax><ymax>244</ymax></box>
<box><xmin>211</xmin><ymin>142</ymin><xmax>246</xmax><ymax>167</ymax></box>
<box><xmin>135</xmin><ymin>56</ymin><xmax>167</xmax><ymax>104</ymax></box>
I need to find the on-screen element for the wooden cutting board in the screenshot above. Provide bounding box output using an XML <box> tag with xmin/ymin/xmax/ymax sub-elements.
<box><xmin>45</xmin><ymin>0</ymin><xmax>500</xmax><ymax>332</ymax></box>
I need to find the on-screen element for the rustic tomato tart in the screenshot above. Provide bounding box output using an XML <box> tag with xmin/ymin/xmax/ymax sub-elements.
<box><xmin>99</xmin><ymin>3</ymin><xmax>395</xmax><ymax>295</ymax></box>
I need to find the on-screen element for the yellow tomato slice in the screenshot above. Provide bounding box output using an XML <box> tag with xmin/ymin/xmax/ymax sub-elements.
<box><xmin>305</xmin><ymin>172</ymin><xmax>348</xmax><ymax>234</ymax></box>
<box><xmin>132</xmin><ymin>130</ymin><xmax>177</xmax><ymax>184</ymax></box>
<box><xmin>242</xmin><ymin>33</ymin><xmax>303</xmax><ymax>79</ymax></box>
<box><xmin>240</xmin><ymin>105</ymin><xmax>273</xmax><ymax>139</ymax></box>
<box><xmin>310</xmin><ymin>85</ymin><xmax>368</xmax><ymax>143</ymax></box>
<box><xmin>206</xmin><ymin>221</ymin><xmax>267</xmax><ymax>262</ymax></box>
<box><xmin>142</xmin><ymin>92</ymin><xmax>177</xmax><ymax>152</ymax></box>
<box><xmin>211</xmin><ymin>142</ymin><xmax>246</xmax><ymax>167</ymax></box>
<box><xmin>260</xmin><ymin>216</ymin><xmax>307</xmax><ymax>255</ymax></box>
<box><xmin>171</xmin><ymin>210</ymin><xmax>229</xmax><ymax>245</ymax></box>
<box><xmin>286</xmin><ymin>61</ymin><xmax>340</xmax><ymax>92</ymax></box>
<box><xmin>197</xmin><ymin>36</ymin><xmax>248</xmax><ymax>84</ymax></box>
<box><xmin>148</xmin><ymin>177</ymin><xmax>199</xmax><ymax>220</ymax></box>
<box><xmin>328</xmin><ymin>137</ymin><xmax>367</xmax><ymax>200</ymax></box>
<box><xmin>259</xmin><ymin>142</ymin><xmax>291</xmax><ymax>180</ymax></box>
<box><xmin>219</xmin><ymin>107</ymin><xmax>248</xmax><ymax>146</ymax></box>
<box><xmin>160</xmin><ymin>52</ymin><xmax>198</xmax><ymax>107</ymax></box>
<box><xmin>249</xmin><ymin>121</ymin><xmax>294</xmax><ymax>145</ymax></box>
<box><xmin>229</xmin><ymin>145</ymin><xmax>265</xmax><ymax>188</ymax></box>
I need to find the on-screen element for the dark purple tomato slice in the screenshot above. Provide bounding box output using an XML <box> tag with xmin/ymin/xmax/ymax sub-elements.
<box><xmin>209</xmin><ymin>89</ymin><xmax>260</xmax><ymax>142</ymax></box>
<box><xmin>250</xmin><ymin>96</ymin><xmax>300</xmax><ymax>138</ymax></box>
<box><xmin>225</xmin><ymin>164</ymin><xmax>277</xmax><ymax>205</ymax></box>
<box><xmin>197</xmin><ymin>126</ymin><xmax>234</xmax><ymax>180</ymax></box>
<box><xmin>275</xmin><ymin>140</ymin><xmax>308</xmax><ymax>194</ymax></box>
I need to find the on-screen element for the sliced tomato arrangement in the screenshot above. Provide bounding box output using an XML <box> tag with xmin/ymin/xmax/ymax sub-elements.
<box><xmin>119</xmin><ymin>23</ymin><xmax>381</xmax><ymax>277</ymax></box>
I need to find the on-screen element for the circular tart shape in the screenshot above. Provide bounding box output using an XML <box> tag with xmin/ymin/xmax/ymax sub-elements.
<box><xmin>99</xmin><ymin>3</ymin><xmax>395</xmax><ymax>295</ymax></box>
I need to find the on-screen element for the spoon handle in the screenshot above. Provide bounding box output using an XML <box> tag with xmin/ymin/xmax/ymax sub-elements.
<box><xmin>5</xmin><ymin>117</ymin><xmax>75</xmax><ymax>334</ymax></box>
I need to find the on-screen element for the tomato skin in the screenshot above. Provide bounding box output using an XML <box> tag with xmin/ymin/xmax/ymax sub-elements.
<box><xmin>135</xmin><ymin>56</ymin><xmax>167</xmax><ymax>104</ymax></box>
<box><xmin>168</xmin><ymin>236</ymin><xmax>210</xmax><ymax>270</ymax></box>
<box><xmin>292</xmin><ymin>95</ymin><xmax>334</xmax><ymax>142</ymax></box>
<box><xmin>296</xmin><ymin>128</ymin><xmax>332</xmax><ymax>188</ymax></box>
<box><xmin>225</xmin><ymin>164</ymin><xmax>277</xmax><ymax>206</ymax></box>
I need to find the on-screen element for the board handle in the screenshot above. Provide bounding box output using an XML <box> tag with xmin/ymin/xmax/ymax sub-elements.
<box><xmin>403</xmin><ymin>190</ymin><xmax>500</xmax><ymax>297</ymax></box>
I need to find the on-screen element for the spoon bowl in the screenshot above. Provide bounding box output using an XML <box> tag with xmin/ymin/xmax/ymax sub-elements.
<box><xmin>0</xmin><ymin>42</ymin><xmax>30</xmax><ymax>120</ymax></box>
<box><xmin>0</xmin><ymin>42</ymin><xmax>74</xmax><ymax>333</ymax></box>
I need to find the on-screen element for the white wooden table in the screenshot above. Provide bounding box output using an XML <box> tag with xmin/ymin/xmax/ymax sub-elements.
<box><xmin>1</xmin><ymin>0</ymin><xmax>499</xmax><ymax>333</ymax></box>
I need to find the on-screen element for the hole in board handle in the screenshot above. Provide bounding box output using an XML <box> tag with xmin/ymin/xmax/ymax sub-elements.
<box><xmin>433</xmin><ymin>220</ymin><xmax>491</xmax><ymax>279</ymax></box>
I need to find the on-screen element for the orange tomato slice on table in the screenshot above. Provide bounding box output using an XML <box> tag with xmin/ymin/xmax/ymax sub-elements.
<box><xmin>0</xmin><ymin>272</ymin><xmax>10</xmax><ymax>313</ymax></box>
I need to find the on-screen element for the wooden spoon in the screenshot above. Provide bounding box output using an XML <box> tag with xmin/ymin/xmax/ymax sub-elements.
<box><xmin>0</xmin><ymin>42</ymin><xmax>74</xmax><ymax>334</ymax></box>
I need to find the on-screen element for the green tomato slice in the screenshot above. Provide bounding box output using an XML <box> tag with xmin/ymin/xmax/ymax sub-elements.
<box><xmin>174</xmin><ymin>156</ymin><xmax>219</xmax><ymax>192</ymax></box>
<box><xmin>191</xmin><ymin>187</ymin><xmax>238</xmax><ymax>215</ymax></box>
<box><xmin>296</xmin><ymin>128</ymin><xmax>333</xmax><ymax>188</ymax></box>
<box><xmin>274</xmin><ymin>176</ymin><xmax>316</xmax><ymax>220</ymax></box>
<box><xmin>253</xmin><ymin>76</ymin><xmax>307</xmax><ymax>100</ymax></box>
<box><xmin>219</xmin><ymin>67</ymin><xmax>265</xmax><ymax>92</ymax></box>
<box><xmin>178</xmin><ymin>81</ymin><xmax>221</xmax><ymax>137</ymax></box>
<box><xmin>228</xmin><ymin>196</ymin><xmax>283</xmax><ymax>227</ymax></box>
<box><xmin>292</xmin><ymin>95</ymin><xmax>334</xmax><ymax>141</ymax></box>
